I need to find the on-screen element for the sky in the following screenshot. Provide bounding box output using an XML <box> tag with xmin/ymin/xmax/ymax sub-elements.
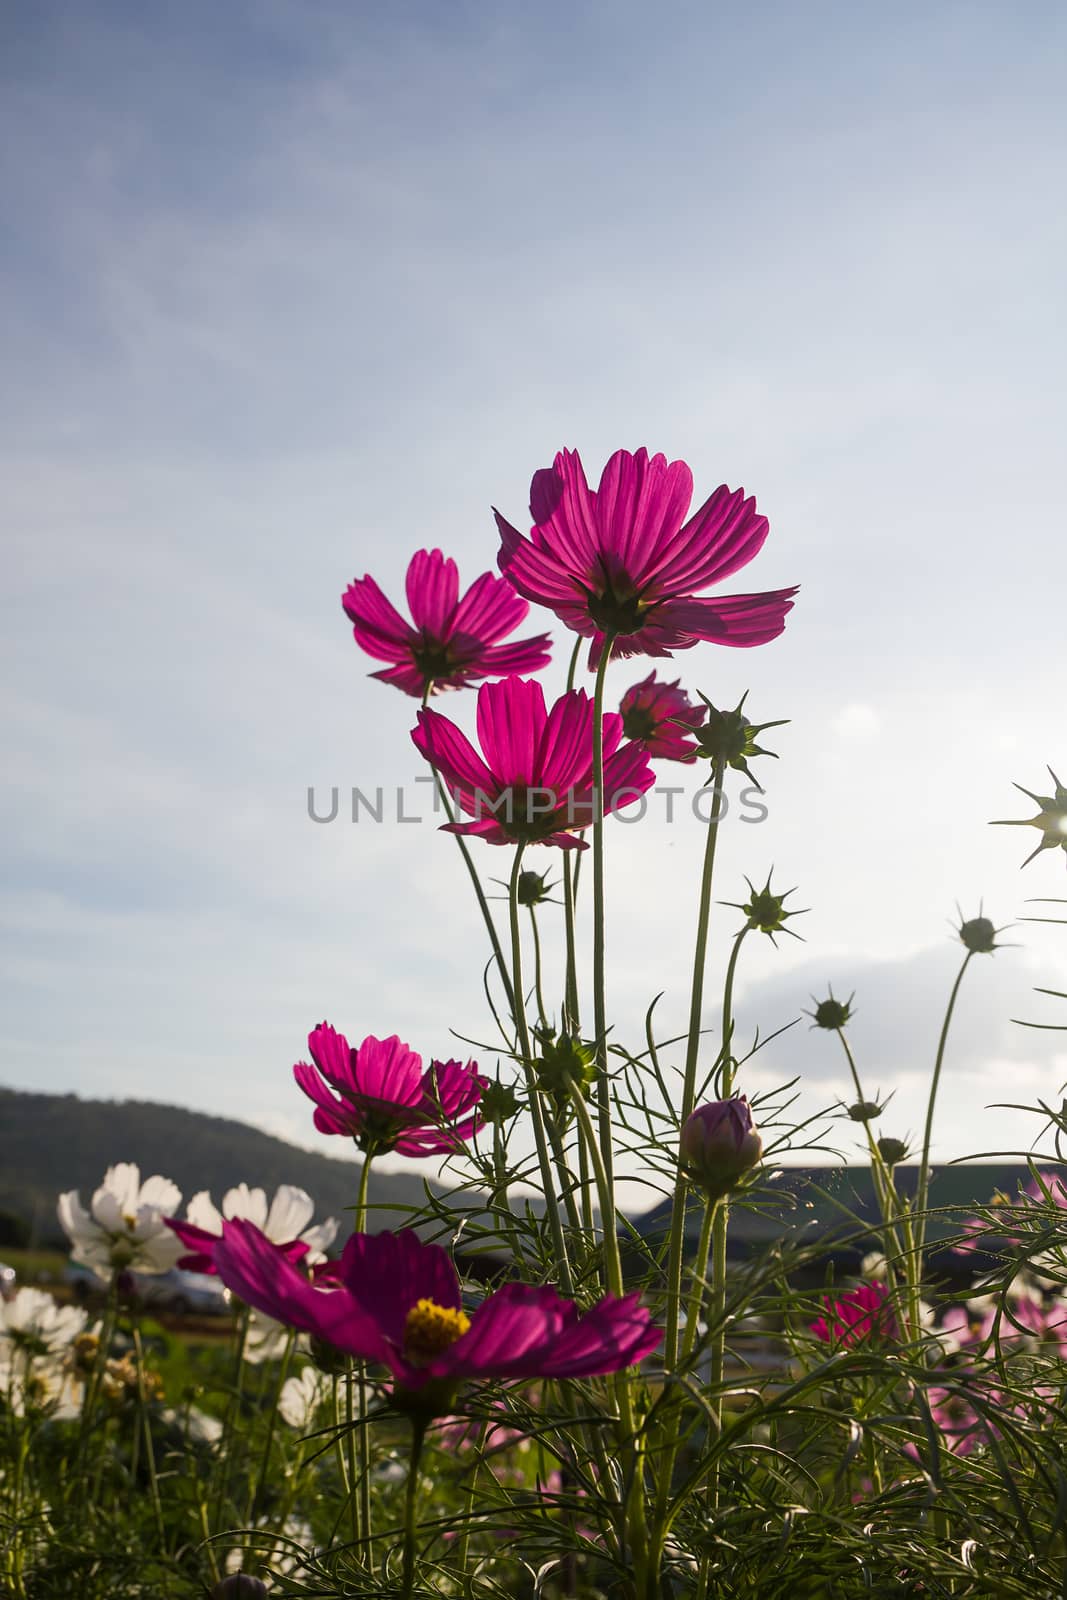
<box><xmin>2</xmin><ymin>0</ymin><xmax>1066</xmax><ymax>1212</ymax></box>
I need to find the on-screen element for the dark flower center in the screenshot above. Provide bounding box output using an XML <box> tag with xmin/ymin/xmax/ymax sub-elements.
<box><xmin>621</xmin><ymin>705</ymin><xmax>658</xmax><ymax>742</ymax></box>
<box><xmin>410</xmin><ymin>635</ymin><xmax>459</xmax><ymax>684</ymax></box>
<box><xmin>586</xmin><ymin>584</ymin><xmax>647</xmax><ymax>635</ymax></box>
<box><xmin>481</xmin><ymin>784</ymin><xmax>569</xmax><ymax>843</ymax></box>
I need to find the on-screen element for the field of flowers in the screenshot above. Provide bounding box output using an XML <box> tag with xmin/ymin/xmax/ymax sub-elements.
<box><xmin>3</xmin><ymin>445</ymin><xmax>1067</xmax><ymax>1598</ymax></box>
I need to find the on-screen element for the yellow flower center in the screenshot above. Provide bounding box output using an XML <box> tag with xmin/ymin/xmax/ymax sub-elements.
<box><xmin>123</xmin><ymin>1214</ymin><xmax>137</xmax><ymax>1230</ymax></box>
<box><xmin>402</xmin><ymin>1298</ymin><xmax>470</xmax><ymax>1366</ymax></box>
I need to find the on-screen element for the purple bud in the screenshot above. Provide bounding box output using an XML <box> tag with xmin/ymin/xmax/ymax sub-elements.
<box><xmin>211</xmin><ymin>1576</ymin><xmax>269</xmax><ymax>1599</ymax></box>
<box><xmin>679</xmin><ymin>1096</ymin><xmax>763</xmax><ymax>1200</ymax></box>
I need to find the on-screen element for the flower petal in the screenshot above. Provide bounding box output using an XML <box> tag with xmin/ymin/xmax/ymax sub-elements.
<box><xmin>342</xmin><ymin>576</ymin><xmax>413</xmax><ymax>662</ymax></box>
<box><xmin>405</xmin><ymin>549</ymin><xmax>460</xmax><ymax>636</ymax></box>
<box><xmin>475</xmin><ymin>676</ymin><xmax>547</xmax><ymax>787</ymax></box>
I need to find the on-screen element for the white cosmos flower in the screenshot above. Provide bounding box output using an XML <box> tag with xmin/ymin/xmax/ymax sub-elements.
<box><xmin>184</xmin><ymin>1182</ymin><xmax>338</xmax><ymax>1262</ymax></box>
<box><xmin>1</xmin><ymin>1288</ymin><xmax>88</xmax><ymax>1359</ymax></box>
<box><xmin>0</xmin><ymin>1291</ymin><xmax>89</xmax><ymax>1418</ymax></box>
<box><xmin>278</xmin><ymin>1363</ymin><xmax>329</xmax><ymax>1428</ymax></box>
<box><xmin>57</xmin><ymin>1163</ymin><xmax>184</xmax><ymax>1278</ymax></box>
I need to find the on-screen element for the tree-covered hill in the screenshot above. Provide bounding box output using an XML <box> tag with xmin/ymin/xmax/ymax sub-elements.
<box><xmin>0</xmin><ymin>1084</ymin><xmax>449</xmax><ymax>1248</ymax></box>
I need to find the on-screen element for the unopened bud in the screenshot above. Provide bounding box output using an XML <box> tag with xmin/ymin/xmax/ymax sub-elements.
<box><xmin>516</xmin><ymin>869</ymin><xmax>555</xmax><ymax>907</ymax></box>
<box><xmin>810</xmin><ymin>994</ymin><xmax>853</xmax><ymax>1030</ymax></box>
<box><xmin>211</xmin><ymin>1576</ymin><xmax>269</xmax><ymax>1599</ymax></box>
<box><xmin>877</xmin><ymin>1137</ymin><xmax>909</xmax><ymax>1167</ymax></box>
<box><xmin>848</xmin><ymin>1101</ymin><xmax>881</xmax><ymax>1123</ymax></box>
<box><xmin>479</xmin><ymin>1080</ymin><xmax>522</xmax><ymax>1124</ymax></box>
<box><xmin>958</xmin><ymin>915</ymin><xmax>998</xmax><ymax>954</ymax></box>
<box><xmin>679</xmin><ymin>1097</ymin><xmax>763</xmax><ymax>1201</ymax></box>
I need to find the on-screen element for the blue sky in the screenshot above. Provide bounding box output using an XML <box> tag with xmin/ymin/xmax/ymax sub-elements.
<box><xmin>3</xmin><ymin>1</ymin><xmax>1065</xmax><ymax>1205</ymax></box>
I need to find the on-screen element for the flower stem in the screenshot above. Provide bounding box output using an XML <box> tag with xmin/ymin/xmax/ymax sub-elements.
<box><xmin>833</xmin><ymin>1027</ymin><xmax>906</xmax><ymax>1310</ymax></box>
<box><xmin>509</xmin><ymin>846</ymin><xmax>573</xmax><ymax>1293</ymax></box>
<box><xmin>401</xmin><ymin>1417</ymin><xmax>428</xmax><ymax>1600</ymax></box>
<box><xmin>422</xmin><ymin>682</ymin><xmax>515</xmax><ymax>1016</ymax></box>
<box><xmin>130</xmin><ymin>1326</ymin><xmax>166</xmax><ymax>1551</ymax></box>
<box><xmin>916</xmin><ymin>952</ymin><xmax>974</xmax><ymax>1260</ymax></box>
<box><xmin>591</xmin><ymin>636</ymin><xmax>615</xmax><ymax>1221</ymax></box>
<box><xmin>351</xmin><ymin>1151</ymin><xmax>374</xmax><ymax>1557</ymax></box>
<box><xmin>663</xmin><ymin>758</ymin><xmax>726</xmax><ymax>1375</ymax></box>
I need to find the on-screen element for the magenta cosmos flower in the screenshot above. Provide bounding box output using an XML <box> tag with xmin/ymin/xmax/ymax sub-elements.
<box><xmin>294</xmin><ymin>1025</ymin><xmax>485</xmax><ymax>1156</ymax></box>
<box><xmin>495</xmin><ymin>447</ymin><xmax>797</xmax><ymax>664</ymax></box>
<box><xmin>412</xmin><ymin>675</ymin><xmax>655</xmax><ymax>851</ymax></box>
<box><xmin>810</xmin><ymin>1282</ymin><xmax>900</xmax><ymax>1347</ymax></box>
<box><xmin>619</xmin><ymin>672</ymin><xmax>705</xmax><ymax>762</ymax></box>
<box><xmin>342</xmin><ymin>548</ymin><xmax>552</xmax><ymax>697</ymax></box>
<box><xmin>212</xmin><ymin>1222</ymin><xmax>662</xmax><ymax>1410</ymax></box>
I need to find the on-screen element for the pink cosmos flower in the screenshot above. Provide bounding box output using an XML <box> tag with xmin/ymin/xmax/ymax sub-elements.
<box><xmin>293</xmin><ymin>1025</ymin><xmax>485</xmax><ymax>1156</ymax></box>
<box><xmin>412</xmin><ymin>675</ymin><xmax>655</xmax><ymax>851</ymax></box>
<box><xmin>342</xmin><ymin>548</ymin><xmax>552</xmax><ymax>698</ymax></box>
<box><xmin>619</xmin><ymin>673</ymin><xmax>705</xmax><ymax>762</ymax></box>
<box><xmin>810</xmin><ymin>1281</ymin><xmax>900</xmax><ymax>1347</ymax></box>
<box><xmin>495</xmin><ymin>447</ymin><xmax>797</xmax><ymax>664</ymax></box>
<box><xmin>212</xmin><ymin>1223</ymin><xmax>662</xmax><ymax>1409</ymax></box>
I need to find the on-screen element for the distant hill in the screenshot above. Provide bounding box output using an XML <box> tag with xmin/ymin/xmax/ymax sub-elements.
<box><xmin>0</xmin><ymin>1085</ymin><xmax>455</xmax><ymax>1249</ymax></box>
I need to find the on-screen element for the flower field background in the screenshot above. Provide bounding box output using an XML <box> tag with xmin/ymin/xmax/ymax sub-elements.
<box><xmin>4</xmin><ymin>446</ymin><xmax>1067</xmax><ymax>1600</ymax></box>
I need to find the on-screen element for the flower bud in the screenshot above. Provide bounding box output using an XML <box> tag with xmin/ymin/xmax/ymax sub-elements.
<box><xmin>847</xmin><ymin>1101</ymin><xmax>881</xmax><ymax>1123</ymax></box>
<box><xmin>534</xmin><ymin>1032</ymin><xmax>597</xmax><ymax>1102</ymax></box>
<box><xmin>211</xmin><ymin>1576</ymin><xmax>269</xmax><ymax>1599</ymax></box>
<box><xmin>809</xmin><ymin>993</ymin><xmax>853</xmax><ymax>1030</ymax></box>
<box><xmin>516</xmin><ymin>869</ymin><xmax>555</xmax><ymax>907</ymax></box>
<box><xmin>691</xmin><ymin>692</ymin><xmax>788</xmax><ymax>785</ymax></box>
<box><xmin>679</xmin><ymin>1097</ymin><xmax>763</xmax><ymax>1201</ymax></box>
<box><xmin>877</xmin><ymin>1136</ymin><xmax>909</xmax><ymax>1167</ymax></box>
<box><xmin>958</xmin><ymin>915</ymin><xmax>997</xmax><ymax>954</ymax></box>
<box><xmin>478</xmin><ymin>1079</ymin><xmax>523</xmax><ymax>1124</ymax></box>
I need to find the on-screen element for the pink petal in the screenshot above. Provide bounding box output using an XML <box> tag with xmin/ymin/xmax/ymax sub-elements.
<box><xmin>641</xmin><ymin>485</ymin><xmax>769</xmax><ymax>594</ymax></box>
<box><xmin>354</xmin><ymin>1035</ymin><xmax>424</xmax><ymax>1107</ymax></box>
<box><xmin>663</xmin><ymin>588</ymin><xmax>799</xmax><ymax>647</ymax></box>
<box><xmin>475</xmin><ymin>677</ymin><xmax>547</xmax><ymax>787</ymax></box>
<box><xmin>405</xmin><ymin>549</ymin><xmax>460</xmax><ymax>636</ymax></box>
<box><xmin>412</xmin><ymin>708</ymin><xmax>496</xmax><ymax>803</ymax></box>
<box><xmin>338</xmin><ymin>1229</ymin><xmax>461</xmax><ymax>1345</ymax></box>
<box><xmin>342</xmin><ymin>576</ymin><xmax>413</xmax><ymax>662</ymax></box>
<box><xmin>594</xmin><ymin>448</ymin><xmax>694</xmax><ymax>584</ymax></box>
<box><xmin>293</xmin><ymin>1061</ymin><xmax>355</xmax><ymax>1136</ymax></box>
<box><xmin>449</xmin><ymin>570</ymin><xmax>530</xmax><ymax>643</ymax></box>
<box><xmin>307</xmin><ymin>1023</ymin><xmax>357</xmax><ymax>1094</ymax></box>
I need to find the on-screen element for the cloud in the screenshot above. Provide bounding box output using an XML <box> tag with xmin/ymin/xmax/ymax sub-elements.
<box><xmin>831</xmin><ymin>703</ymin><xmax>880</xmax><ymax>739</ymax></box>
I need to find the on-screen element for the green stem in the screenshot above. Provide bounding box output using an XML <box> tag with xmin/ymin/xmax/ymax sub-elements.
<box><xmin>663</xmin><ymin>758</ymin><xmax>726</xmax><ymax>1376</ymax></box>
<box><xmin>591</xmin><ymin>637</ymin><xmax>615</xmax><ymax>1222</ymax></box>
<box><xmin>563</xmin><ymin>634</ymin><xmax>583</xmax><ymax>1035</ymax></box>
<box><xmin>705</xmin><ymin>1195</ymin><xmax>729</xmax><ymax>1512</ymax></box>
<box><xmin>681</xmin><ymin>1199</ymin><xmax>718</xmax><ymax>1367</ymax></box>
<box><xmin>509</xmin><ymin>846</ymin><xmax>573</xmax><ymax>1293</ymax></box>
<box><xmin>248</xmin><ymin>1329</ymin><xmax>296</xmax><ymax>1524</ymax></box>
<box><xmin>351</xmin><ymin>1151</ymin><xmax>374</xmax><ymax>1556</ymax></box>
<box><xmin>528</xmin><ymin>904</ymin><xmax>550</xmax><ymax>1029</ymax></box>
<box><xmin>401</xmin><ymin>1418</ymin><xmax>428</xmax><ymax>1600</ymax></box>
<box><xmin>422</xmin><ymin>683</ymin><xmax>515</xmax><ymax>1016</ymax></box>
<box><xmin>916</xmin><ymin>952</ymin><xmax>974</xmax><ymax>1258</ymax></box>
<box><xmin>213</xmin><ymin>1300</ymin><xmax>250</xmax><ymax>1532</ymax></box>
<box><xmin>834</xmin><ymin>1028</ymin><xmax>905</xmax><ymax>1308</ymax></box>
<box><xmin>132</xmin><ymin>1326</ymin><xmax>166</xmax><ymax>1550</ymax></box>
<box><xmin>714</xmin><ymin>927</ymin><xmax>747</xmax><ymax>1099</ymax></box>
